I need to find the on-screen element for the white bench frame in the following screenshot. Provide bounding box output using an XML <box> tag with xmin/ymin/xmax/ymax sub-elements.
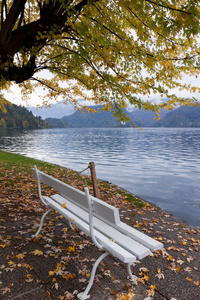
<box><xmin>32</xmin><ymin>165</ymin><xmax>163</xmax><ymax>299</ymax></box>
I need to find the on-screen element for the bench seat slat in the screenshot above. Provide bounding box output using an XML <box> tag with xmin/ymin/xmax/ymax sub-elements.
<box><xmin>116</xmin><ymin>222</ymin><xmax>163</xmax><ymax>251</ymax></box>
<box><xmin>44</xmin><ymin>197</ymin><xmax>136</xmax><ymax>264</ymax></box>
<box><xmin>51</xmin><ymin>194</ymin><xmax>151</xmax><ymax>260</ymax></box>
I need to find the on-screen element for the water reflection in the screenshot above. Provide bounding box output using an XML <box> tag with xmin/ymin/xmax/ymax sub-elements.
<box><xmin>0</xmin><ymin>127</ymin><xmax>200</xmax><ymax>226</ymax></box>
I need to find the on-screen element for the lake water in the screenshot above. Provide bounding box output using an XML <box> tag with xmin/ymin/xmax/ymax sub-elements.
<box><xmin>0</xmin><ymin>127</ymin><xmax>200</xmax><ymax>227</ymax></box>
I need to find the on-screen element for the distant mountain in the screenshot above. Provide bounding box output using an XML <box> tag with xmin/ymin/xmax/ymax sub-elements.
<box><xmin>0</xmin><ymin>102</ymin><xmax>49</xmax><ymax>129</ymax></box>
<box><xmin>130</xmin><ymin>108</ymin><xmax>168</xmax><ymax>127</ymax></box>
<box><xmin>156</xmin><ymin>104</ymin><xmax>200</xmax><ymax>127</ymax></box>
<box><xmin>52</xmin><ymin>105</ymin><xmax>167</xmax><ymax>127</ymax></box>
<box><xmin>44</xmin><ymin>103</ymin><xmax>200</xmax><ymax>128</ymax></box>
<box><xmin>45</xmin><ymin>105</ymin><xmax>139</xmax><ymax>128</ymax></box>
<box><xmin>27</xmin><ymin>100</ymin><xmax>75</xmax><ymax>119</ymax></box>
<box><xmin>60</xmin><ymin>105</ymin><xmax>137</xmax><ymax>127</ymax></box>
<box><xmin>46</xmin><ymin>106</ymin><xmax>168</xmax><ymax>128</ymax></box>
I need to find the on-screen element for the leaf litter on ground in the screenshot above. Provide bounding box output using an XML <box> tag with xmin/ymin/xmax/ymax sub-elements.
<box><xmin>0</xmin><ymin>150</ymin><xmax>200</xmax><ymax>300</ymax></box>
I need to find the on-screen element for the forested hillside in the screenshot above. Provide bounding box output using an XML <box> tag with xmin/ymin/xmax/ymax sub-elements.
<box><xmin>157</xmin><ymin>105</ymin><xmax>200</xmax><ymax>127</ymax></box>
<box><xmin>0</xmin><ymin>102</ymin><xmax>49</xmax><ymax>129</ymax></box>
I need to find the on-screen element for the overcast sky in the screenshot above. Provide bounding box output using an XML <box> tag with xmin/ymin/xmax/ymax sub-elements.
<box><xmin>3</xmin><ymin>73</ymin><xmax>200</xmax><ymax>108</ymax></box>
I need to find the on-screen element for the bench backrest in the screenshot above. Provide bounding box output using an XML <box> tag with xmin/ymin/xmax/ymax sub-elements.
<box><xmin>32</xmin><ymin>168</ymin><xmax>120</xmax><ymax>226</ymax></box>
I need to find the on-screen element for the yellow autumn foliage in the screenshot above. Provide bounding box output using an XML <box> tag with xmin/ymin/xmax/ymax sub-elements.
<box><xmin>0</xmin><ymin>1</ymin><xmax>200</xmax><ymax>117</ymax></box>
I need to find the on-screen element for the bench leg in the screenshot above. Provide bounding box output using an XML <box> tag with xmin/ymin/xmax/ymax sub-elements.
<box><xmin>32</xmin><ymin>208</ymin><xmax>52</xmax><ymax>237</ymax></box>
<box><xmin>68</xmin><ymin>220</ymin><xmax>74</xmax><ymax>230</ymax></box>
<box><xmin>127</xmin><ymin>263</ymin><xmax>137</xmax><ymax>284</ymax></box>
<box><xmin>77</xmin><ymin>251</ymin><xmax>109</xmax><ymax>300</ymax></box>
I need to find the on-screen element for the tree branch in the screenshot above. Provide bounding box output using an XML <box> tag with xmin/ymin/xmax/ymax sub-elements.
<box><xmin>30</xmin><ymin>76</ymin><xmax>60</xmax><ymax>92</ymax></box>
<box><xmin>1</xmin><ymin>0</ymin><xmax>8</xmax><ymax>28</ymax></box>
<box><xmin>145</xmin><ymin>0</ymin><xmax>192</xmax><ymax>14</ymax></box>
<box><xmin>69</xmin><ymin>0</ymin><xmax>98</xmax><ymax>15</ymax></box>
<box><xmin>0</xmin><ymin>0</ymin><xmax>27</xmax><ymax>42</ymax></box>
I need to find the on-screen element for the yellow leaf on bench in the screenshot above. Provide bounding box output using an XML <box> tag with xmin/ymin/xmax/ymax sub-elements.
<box><xmin>62</xmin><ymin>202</ymin><xmax>67</xmax><ymax>208</ymax></box>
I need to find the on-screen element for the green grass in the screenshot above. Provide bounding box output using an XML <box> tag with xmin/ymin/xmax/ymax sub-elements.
<box><xmin>124</xmin><ymin>193</ymin><xmax>145</xmax><ymax>208</ymax></box>
<box><xmin>0</xmin><ymin>150</ymin><xmax>65</xmax><ymax>174</ymax></box>
<box><xmin>0</xmin><ymin>150</ymin><xmax>146</xmax><ymax>208</ymax></box>
<box><xmin>83</xmin><ymin>177</ymin><xmax>92</xmax><ymax>185</ymax></box>
<box><xmin>114</xmin><ymin>189</ymin><xmax>145</xmax><ymax>208</ymax></box>
<box><xmin>0</xmin><ymin>150</ymin><xmax>50</xmax><ymax>169</ymax></box>
<box><xmin>99</xmin><ymin>182</ymin><xmax>111</xmax><ymax>189</ymax></box>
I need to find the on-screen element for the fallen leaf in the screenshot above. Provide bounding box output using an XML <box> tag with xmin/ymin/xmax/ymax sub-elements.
<box><xmin>167</xmin><ymin>255</ymin><xmax>174</xmax><ymax>261</ymax></box>
<box><xmin>2</xmin><ymin>287</ymin><xmax>11</xmax><ymax>295</ymax></box>
<box><xmin>62</xmin><ymin>273</ymin><xmax>74</xmax><ymax>280</ymax></box>
<box><xmin>186</xmin><ymin>277</ymin><xmax>192</xmax><ymax>281</ymax></box>
<box><xmin>155</xmin><ymin>268</ymin><xmax>164</xmax><ymax>280</ymax></box>
<box><xmin>33</xmin><ymin>249</ymin><xmax>43</xmax><ymax>256</ymax></box>
<box><xmin>66</xmin><ymin>246</ymin><xmax>75</xmax><ymax>252</ymax></box>
<box><xmin>175</xmin><ymin>266</ymin><xmax>181</xmax><ymax>273</ymax></box>
<box><xmin>16</xmin><ymin>253</ymin><xmax>25</xmax><ymax>259</ymax></box>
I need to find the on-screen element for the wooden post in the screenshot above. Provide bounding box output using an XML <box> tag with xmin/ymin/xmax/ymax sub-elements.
<box><xmin>89</xmin><ymin>162</ymin><xmax>100</xmax><ymax>198</ymax></box>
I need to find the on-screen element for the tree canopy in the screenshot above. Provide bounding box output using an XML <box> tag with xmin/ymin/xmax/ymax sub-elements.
<box><xmin>0</xmin><ymin>0</ymin><xmax>200</xmax><ymax>118</ymax></box>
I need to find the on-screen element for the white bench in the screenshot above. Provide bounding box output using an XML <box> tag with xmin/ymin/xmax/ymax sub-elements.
<box><xmin>32</xmin><ymin>165</ymin><xmax>163</xmax><ymax>300</ymax></box>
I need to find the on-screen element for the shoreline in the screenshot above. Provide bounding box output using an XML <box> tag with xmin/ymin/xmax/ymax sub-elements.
<box><xmin>0</xmin><ymin>149</ymin><xmax>199</xmax><ymax>230</ymax></box>
<box><xmin>1</xmin><ymin>149</ymin><xmax>200</xmax><ymax>230</ymax></box>
<box><xmin>1</xmin><ymin>126</ymin><xmax>200</xmax><ymax>228</ymax></box>
<box><xmin>0</xmin><ymin>149</ymin><xmax>200</xmax><ymax>299</ymax></box>
<box><xmin>25</xmin><ymin>156</ymin><xmax>200</xmax><ymax>229</ymax></box>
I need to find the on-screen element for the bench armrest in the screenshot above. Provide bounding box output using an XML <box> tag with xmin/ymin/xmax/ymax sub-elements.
<box><xmin>84</xmin><ymin>187</ymin><xmax>104</xmax><ymax>250</ymax></box>
<box><xmin>33</xmin><ymin>165</ymin><xmax>48</xmax><ymax>206</ymax></box>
